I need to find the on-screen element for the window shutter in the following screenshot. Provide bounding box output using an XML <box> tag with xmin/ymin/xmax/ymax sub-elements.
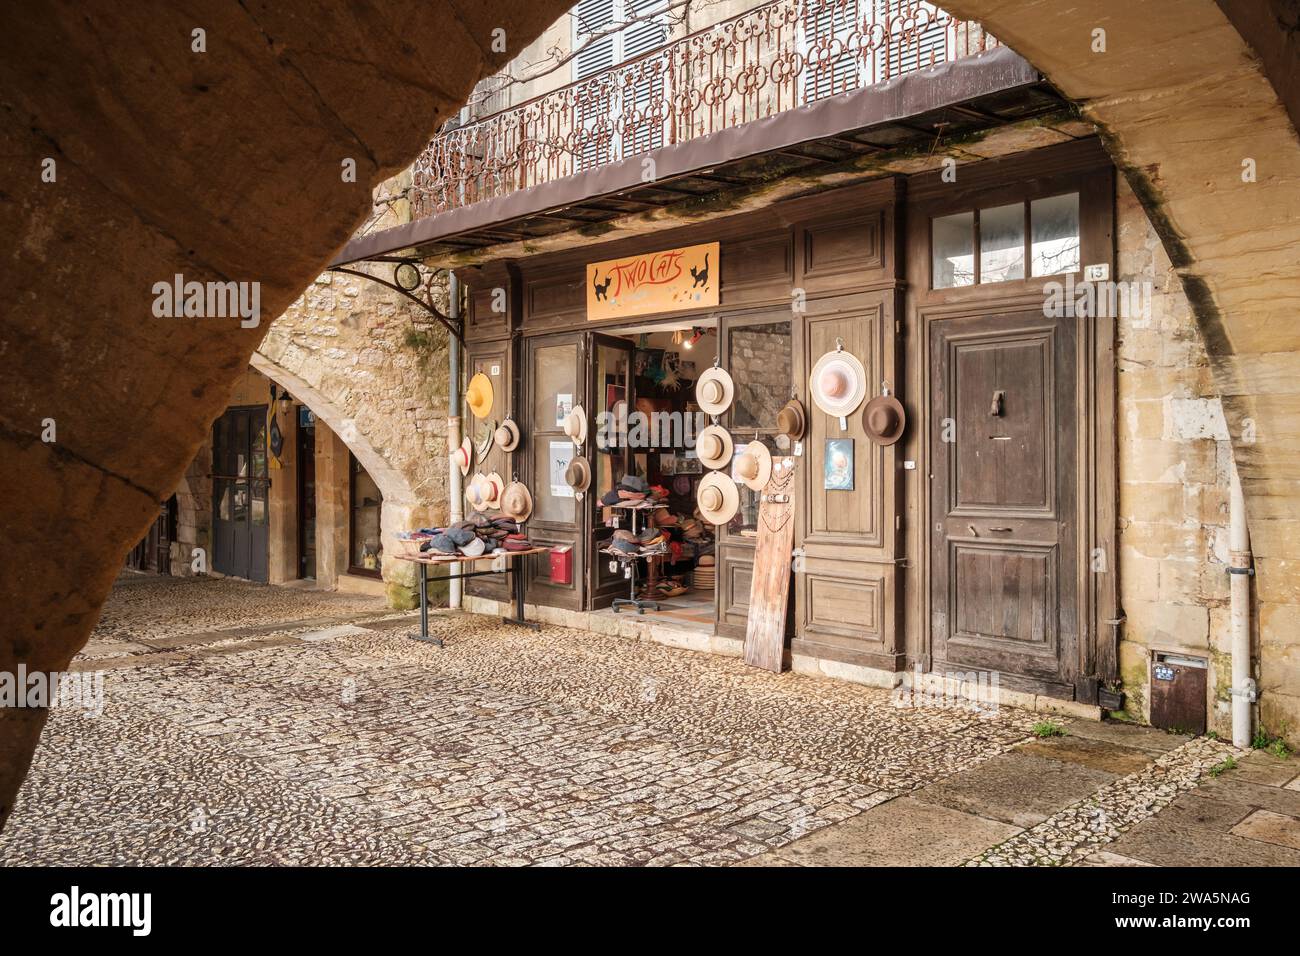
<box><xmin>802</xmin><ymin>0</ymin><xmax>860</xmax><ymax>104</ymax></box>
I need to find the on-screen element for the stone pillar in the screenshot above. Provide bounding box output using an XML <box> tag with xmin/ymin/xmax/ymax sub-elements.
<box><xmin>314</xmin><ymin>421</ymin><xmax>350</xmax><ymax>588</ymax></box>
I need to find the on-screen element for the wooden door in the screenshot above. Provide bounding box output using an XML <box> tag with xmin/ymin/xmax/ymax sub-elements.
<box><xmin>930</xmin><ymin>307</ymin><xmax>1078</xmax><ymax>691</ymax></box>
<box><xmin>523</xmin><ymin>332</ymin><xmax>587</xmax><ymax>610</ymax></box>
<box><xmin>587</xmin><ymin>332</ymin><xmax>635</xmax><ymax>609</ymax></box>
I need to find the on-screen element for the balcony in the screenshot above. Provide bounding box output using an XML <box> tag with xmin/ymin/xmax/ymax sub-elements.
<box><xmin>411</xmin><ymin>0</ymin><xmax>996</xmax><ymax>220</ymax></box>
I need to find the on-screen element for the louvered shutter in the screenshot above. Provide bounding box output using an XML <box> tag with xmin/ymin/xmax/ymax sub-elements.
<box><xmin>875</xmin><ymin>0</ymin><xmax>948</xmax><ymax>80</ymax></box>
<box><xmin>575</xmin><ymin>0</ymin><xmax>618</xmax><ymax>170</ymax></box>
<box><xmin>622</xmin><ymin>0</ymin><xmax>669</xmax><ymax>155</ymax></box>
<box><xmin>802</xmin><ymin>0</ymin><xmax>860</xmax><ymax>104</ymax></box>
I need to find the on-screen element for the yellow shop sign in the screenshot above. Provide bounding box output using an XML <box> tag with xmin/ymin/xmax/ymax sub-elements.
<box><xmin>587</xmin><ymin>242</ymin><xmax>719</xmax><ymax>321</ymax></box>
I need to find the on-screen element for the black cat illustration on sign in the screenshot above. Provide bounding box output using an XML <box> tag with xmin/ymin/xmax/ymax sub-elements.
<box><xmin>690</xmin><ymin>253</ymin><xmax>710</xmax><ymax>288</ymax></box>
<box><xmin>593</xmin><ymin>270</ymin><xmax>613</xmax><ymax>301</ymax></box>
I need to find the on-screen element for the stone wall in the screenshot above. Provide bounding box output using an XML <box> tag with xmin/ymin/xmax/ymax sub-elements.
<box><xmin>256</xmin><ymin>174</ymin><xmax>451</xmax><ymax>606</ymax></box>
<box><xmin>1115</xmin><ymin>178</ymin><xmax>1237</xmax><ymax>736</ymax></box>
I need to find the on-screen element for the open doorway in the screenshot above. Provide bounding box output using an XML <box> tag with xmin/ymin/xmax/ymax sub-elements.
<box><xmin>588</xmin><ymin>319</ymin><xmax>719</xmax><ymax>631</ymax></box>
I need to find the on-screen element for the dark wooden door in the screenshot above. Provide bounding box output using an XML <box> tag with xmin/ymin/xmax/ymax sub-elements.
<box><xmin>587</xmin><ymin>332</ymin><xmax>635</xmax><ymax>610</ymax></box>
<box><xmin>930</xmin><ymin>308</ymin><xmax>1078</xmax><ymax>692</ymax></box>
<box><xmin>523</xmin><ymin>333</ymin><xmax>587</xmax><ymax>611</ymax></box>
<box><xmin>212</xmin><ymin>406</ymin><xmax>270</xmax><ymax>583</ymax></box>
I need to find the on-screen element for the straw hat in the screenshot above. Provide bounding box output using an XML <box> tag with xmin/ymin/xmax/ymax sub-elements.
<box><xmin>465</xmin><ymin>472</ymin><xmax>502</xmax><ymax>511</ymax></box>
<box><xmin>466</xmin><ymin>372</ymin><xmax>494</xmax><ymax>420</ymax></box>
<box><xmin>809</xmin><ymin>345</ymin><xmax>867</xmax><ymax>419</ymax></box>
<box><xmin>696</xmin><ymin>471</ymin><xmax>739</xmax><ymax>525</ymax></box>
<box><xmin>776</xmin><ymin>398</ymin><xmax>807</xmax><ymax>443</ymax></box>
<box><xmin>863</xmin><ymin>393</ymin><xmax>906</xmax><ymax>446</ymax></box>
<box><xmin>732</xmin><ymin>440</ymin><xmax>772</xmax><ymax>492</ymax></box>
<box><xmin>494</xmin><ymin>418</ymin><xmax>520</xmax><ymax>452</ymax></box>
<box><xmin>695</xmin><ymin>366</ymin><xmax>734</xmax><ymax>416</ymax></box>
<box><xmin>565</xmin><ymin>457</ymin><xmax>591</xmax><ymax>493</ymax></box>
<box><xmin>450</xmin><ymin>435</ymin><xmax>472</xmax><ymax>477</ymax></box>
<box><xmin>500</xmin><ymin>480</ymin><xmax>533</xmax><ymax>523</ymax></box>
<box><xmin>563</xmin><ymin>405</ymin><xmax>587</xmax><ymax>446</ymax></box>
<box><xmin>483</xmin><ymin>471</ymin><xmax>504</xmax><ymax>509</ymax></box>
<box><xmin>695</xmin><ymin>424</ymin><xmax>733</xmax><ymax>470</ymax></box>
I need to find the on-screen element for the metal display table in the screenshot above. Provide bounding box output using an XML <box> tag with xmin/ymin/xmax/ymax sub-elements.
<box><xmin>603</xmin><ymin>501</ymin><xmax>668</xmax><ymax>615</ymax></box>
<box><xmin>395</xmin><ymin>547</ymin><xmax>548</xmax><ymax>645</ymax></box>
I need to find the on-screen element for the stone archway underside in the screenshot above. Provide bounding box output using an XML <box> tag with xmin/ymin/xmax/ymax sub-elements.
<box><xmin>3</xmin><ymin>0</ymin><xmax>1299</xmax><ymax>830</ymax></box>
<box><xmin>939</xmin><ymin>0</ymin><xmax>1300</xmax><ymax>735</ymax></box>
<box><xmin>0</xmin><ymin>0</ymin><xmax>573</xmax><ymax>830</ymax></box>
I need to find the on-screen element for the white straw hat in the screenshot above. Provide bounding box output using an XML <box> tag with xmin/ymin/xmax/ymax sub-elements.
<box><xmin>809</xmin><ymin>343</ymin><xmax>867</xmax><ymax>419</ymax></box>
<box><xmin>563</xmin><ymin>405</ymin><xmax>588</xmax><ymax>446</ymax></box>
<box><xmin>695</xmin><ymin>366</ymin><xmax>734</xmax><ymax>416</ymax></box>
<box><xmin>731</xmin><ymin>440</ymin><xmax>772</xmax><ymax>492</ymax></box>
<box><xmin>695</xmin><ymin>424</ymin><xmax>733</xmax><ymax>470</ymax></box>
<box><xmin>696</xmin><ymin>471</ymin><xmax>739</xmax><ymax>525</ymax></box>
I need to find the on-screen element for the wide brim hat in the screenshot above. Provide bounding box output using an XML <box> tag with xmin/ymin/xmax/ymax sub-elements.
<box><xmin>465</xmin><ymin>473</ymin><xmax>489</xmax><ymax>510</ymax></box>
<box><xmin>483</xmin><ymin>471</ymin><xmax>504</xmax><ymax>509</ymax></box>
<box><xmin>695</xmin><ymin>424</ymin><xmax>733</xmax><ymax>470</ymax></box>
<box><xmin>494</xmin><ymin>418</ymin><xmax>520</xmax><ymax>452</ymax></box>
<box><xmin>809</xmin><ymin>348</ymin><xmax>867</xmax><ymax>419</ymax></box>
<box><xmin>777</xmin><ymin>398</ymin><xmax>807</xmax><ymax>443</ymax></box>
<box><xmin>466</xmin><ymin>372</ymin><xmax>494</xmax><ymax>420</ymax></box>
<box><xmin>500</xmin><ymin>480</ymin><xmax>533</xmax><ymax>522</ymax></box>
<box><xmin>695</xmin><ymin>366</ymin><xmax>734</xmax><ymax>416</ymax></box>
<box><xmin>563</xmin><ymin>405</ymin><xmax>588</xmax><ymax>446</ymax></box>
<box><xmin>451</xmin><ymin>435</ymin><xmax>472</xmax><ymax>477</ymax></box>
<box><xmin>565</xmin><ymin>457</ymin><xmax>591</xmax><ymax>493</ymax></box>
<box><xmin>697</xmin><ymin>471</ymin><xmax>740</xmax><ymax>526</ymax></box>
<box><xmin>732</xmin><ymin>440</ymin><xmax>772</xmax><ymax>492</ymax></box>
<box><xmin>863</xmin><ymin>394</ymin><xmax>906</xmax><ymax>446</ymax></box>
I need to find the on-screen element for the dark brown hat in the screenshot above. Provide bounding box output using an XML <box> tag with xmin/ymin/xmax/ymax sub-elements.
<box><xmin>776</xmin><ymin>398</ymin><xmax>806</xmax><ymax>443</ymax></box>
<box><xmin>863</xmin><ymin>394</ymin><xmax>906</xmax><ymax>446</ymax></box>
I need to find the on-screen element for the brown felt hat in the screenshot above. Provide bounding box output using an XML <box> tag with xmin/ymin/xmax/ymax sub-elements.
<box><xmin>776</xmin><ymin>398</ymin><xmax>806</xmax><ymax>443</ymax></box>
<box><xmin>863</xmin><ymin>394</ymin><xmax>906</xmax><ymax>446</ymax></box>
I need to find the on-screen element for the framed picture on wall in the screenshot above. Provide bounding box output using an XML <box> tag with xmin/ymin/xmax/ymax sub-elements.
<box><xmin>824</xmin><ymin>438</ymin><xmax>854</xmax><ymax>491</ymax></box>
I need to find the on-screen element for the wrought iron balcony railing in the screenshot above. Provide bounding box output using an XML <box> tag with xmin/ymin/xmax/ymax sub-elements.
<box><xmin>411</xmin><ymin>0</ymin><xmax>995</xmax><ymax>218</ymax></box>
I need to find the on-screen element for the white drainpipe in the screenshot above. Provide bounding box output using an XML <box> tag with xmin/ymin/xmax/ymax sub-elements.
<box><xmin>1229</xmin><ymin>456</ymin><xmax>1255</xmax><ymax>748</ymax></box>
<box><xmin>448</xmin><ymin>271</ymin><xmax>464</xmax><ymax>609</ymax></box>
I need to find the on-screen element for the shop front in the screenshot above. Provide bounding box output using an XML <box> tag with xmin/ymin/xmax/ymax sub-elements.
<box><xmin>453</xmin><ymin>136</ymin><xmax>1120</xmax><ymax>703</ymax></box>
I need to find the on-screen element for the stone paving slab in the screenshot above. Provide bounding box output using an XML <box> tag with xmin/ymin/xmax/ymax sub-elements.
<box><xmin>1108</xmin><ymin>816</ymin><xmax>1300</xmax><ymax>867</ymax></box>
<box><xmin>1059</xmin><ymin>719</ymin><xmax>1190</xmax><ymax>754</ymax></box>
<box><xmin>915</xmin><ymin>751</ymin><xmax>1117</xmax><ymax>828</ymax></box>
<box><xmin>1015</xmin><ymin>735</ymin><xmax>1158</xmax><ymax>776</ymax></box>
<box><xmin>748</xmin><ymin>797</ymin><xmax>1021</xmax><ymax>867</ymax></box>
<box><xmin>1229</xmin><ymin>809</ymin><xmax>1300</xmax><ymax>850</ymax></box>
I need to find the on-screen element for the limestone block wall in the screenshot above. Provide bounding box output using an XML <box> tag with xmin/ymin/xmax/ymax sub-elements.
<box><xmin>1115</xmin><ymin>178</ymin><xmax>1237</xmax><ymax>736</ymax></box>
<box><xmin>256</xmin><ymin>177</ymin><xmax>451</xmax><ymax>605</ymax></box>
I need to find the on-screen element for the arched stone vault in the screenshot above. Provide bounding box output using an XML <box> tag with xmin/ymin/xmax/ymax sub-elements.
<box><xmin>0</xmin><ymin>0</ymin><xmax>574</xmax><ymax>831</ymax></box>
<box><xmin>3</xmin><ymin>0</ymin><xmax>1300</xmax><ymax>830</ymax></box>
<box><xmin>938</xmin><ymin>0</ymin><xmax>1300</xmax><ymax>742</ymax></box>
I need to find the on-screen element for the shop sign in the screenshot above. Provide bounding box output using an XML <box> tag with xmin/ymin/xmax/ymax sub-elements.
<box><xmin>586</xmin><ymin>242</ymin><xmax>718</xmax><ymax>321</ymax></box>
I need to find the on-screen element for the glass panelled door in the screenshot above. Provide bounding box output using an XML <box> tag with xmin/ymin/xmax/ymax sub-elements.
<box><xmin>212</xmin><ymin>406</ymin><xmax>270</xmax><ymax>582</ymax></box>
<box><xmin>588</xmin><ymin>333</ymin><xmax>635</xmax><ymax>609</ymax></box>
<box><xmin>525</xmin><ymin>334</ymin><xmax>587</xmax><ymax>611</ymax></box>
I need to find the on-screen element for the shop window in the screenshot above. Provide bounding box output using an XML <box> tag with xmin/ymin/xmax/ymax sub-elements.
<box><xmin>350</xmin><ymin>454</ymin><xmax>383</xmax><ymax>576</ymax></box>
<box><xmin>1031</xmin><ymin>193</ymin><xmax>1081</xmax><ymax>277</ymax></box>
<box><xmin>728</xmin><ymin>321</ymin><xmax>792</xmax><ymax>429</ymax></box>
<box><xmin>978</xmin><ymin>202</ymin><xmax>1025</xmax><ymax>283</ymax></box>
<box><xmin>932</xmin><ymin>211</ymin><xmax>975</xmax><ymax>288</ymax></box>
<box><xmin>931</xmin><ymin>192</ymin><xmax>1080</xmax><ymax>288</ymax></box>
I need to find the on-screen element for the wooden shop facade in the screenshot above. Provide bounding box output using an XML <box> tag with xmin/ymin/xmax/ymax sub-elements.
<box><xmin>444</xmin><ymin>135</ymin><xmax>1121</xmax><ymax>703</ymax></box>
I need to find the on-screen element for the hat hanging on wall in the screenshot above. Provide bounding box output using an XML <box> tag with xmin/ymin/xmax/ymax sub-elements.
<box><xmin>863</xmin><ymin>385</ymin><xmax>907</xmax><ymax>446</ymax></box>
<box><xmin>451</xmin><ymin>436</ymin><xmax>472</xmax><ymax>477</ymax></box>
<box><xmin>475</xmin><ymin>418</ymin><xmax>496</xmax><ymax>458</ymax></box>
<box><xmin>495</xmin><ymin>418</ymin><xmax>521</xmax><ymax>453</ymax></box>
<box><xmin>696</xmin><ymin>471</ymin><xmax>739</xmax><ymax>526</ymax></box>
<box><xmin>500</xmin><ymin>480</ymin><xmax>534</xmax><ymax>523</ymax></box>
<box><xmin>809</xmin><ymin>339</ymin><xmax>867</xmax><ymax>425</ymax></box>
<box><xmin>466</xmin><ymin>372</ymin><xmax>494</xmax><ymax>420</ymax></box>
<box><xmin>776</xmin><ymin>398</ymin><xmax>807</xmax><ymax>445</ymax></box>
<box><xmin>465</xmin><ymin>473</ymin><xmax>491</xmax><ymax>511</ymax></box>
<box><xmin>695</xmin><ymin>424</ymin><xmax>733</xmax><ymax>471</ymax></box>
<box><xmin>563</xmin><ymin>405</ymin><xmax>588</xmax><ymax>446</ymax></box>
<box><xmin>483</xmin><ymin>471</ymin><xmax>504</xmax><ymax>509</ymax></box>
<box><xmin>564</xmin><ymin>457</ymin><xmax>591</xmax><ymax>495</ymax></box>
<box><xmin>732</xmin><ymin>440</ymin><xmax>773</xmax><ymax>492</ymax></box>
<box><xmin>695</xmin><ymin>365</ymin><xmax>734</xmax><ymax>416</ymax></box>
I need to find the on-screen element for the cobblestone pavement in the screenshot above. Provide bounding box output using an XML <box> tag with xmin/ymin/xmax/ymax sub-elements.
<box><xmin>6</xmin><ymin>576</ymin><xmax>1291</xmax><ymax>867</ymax></box>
